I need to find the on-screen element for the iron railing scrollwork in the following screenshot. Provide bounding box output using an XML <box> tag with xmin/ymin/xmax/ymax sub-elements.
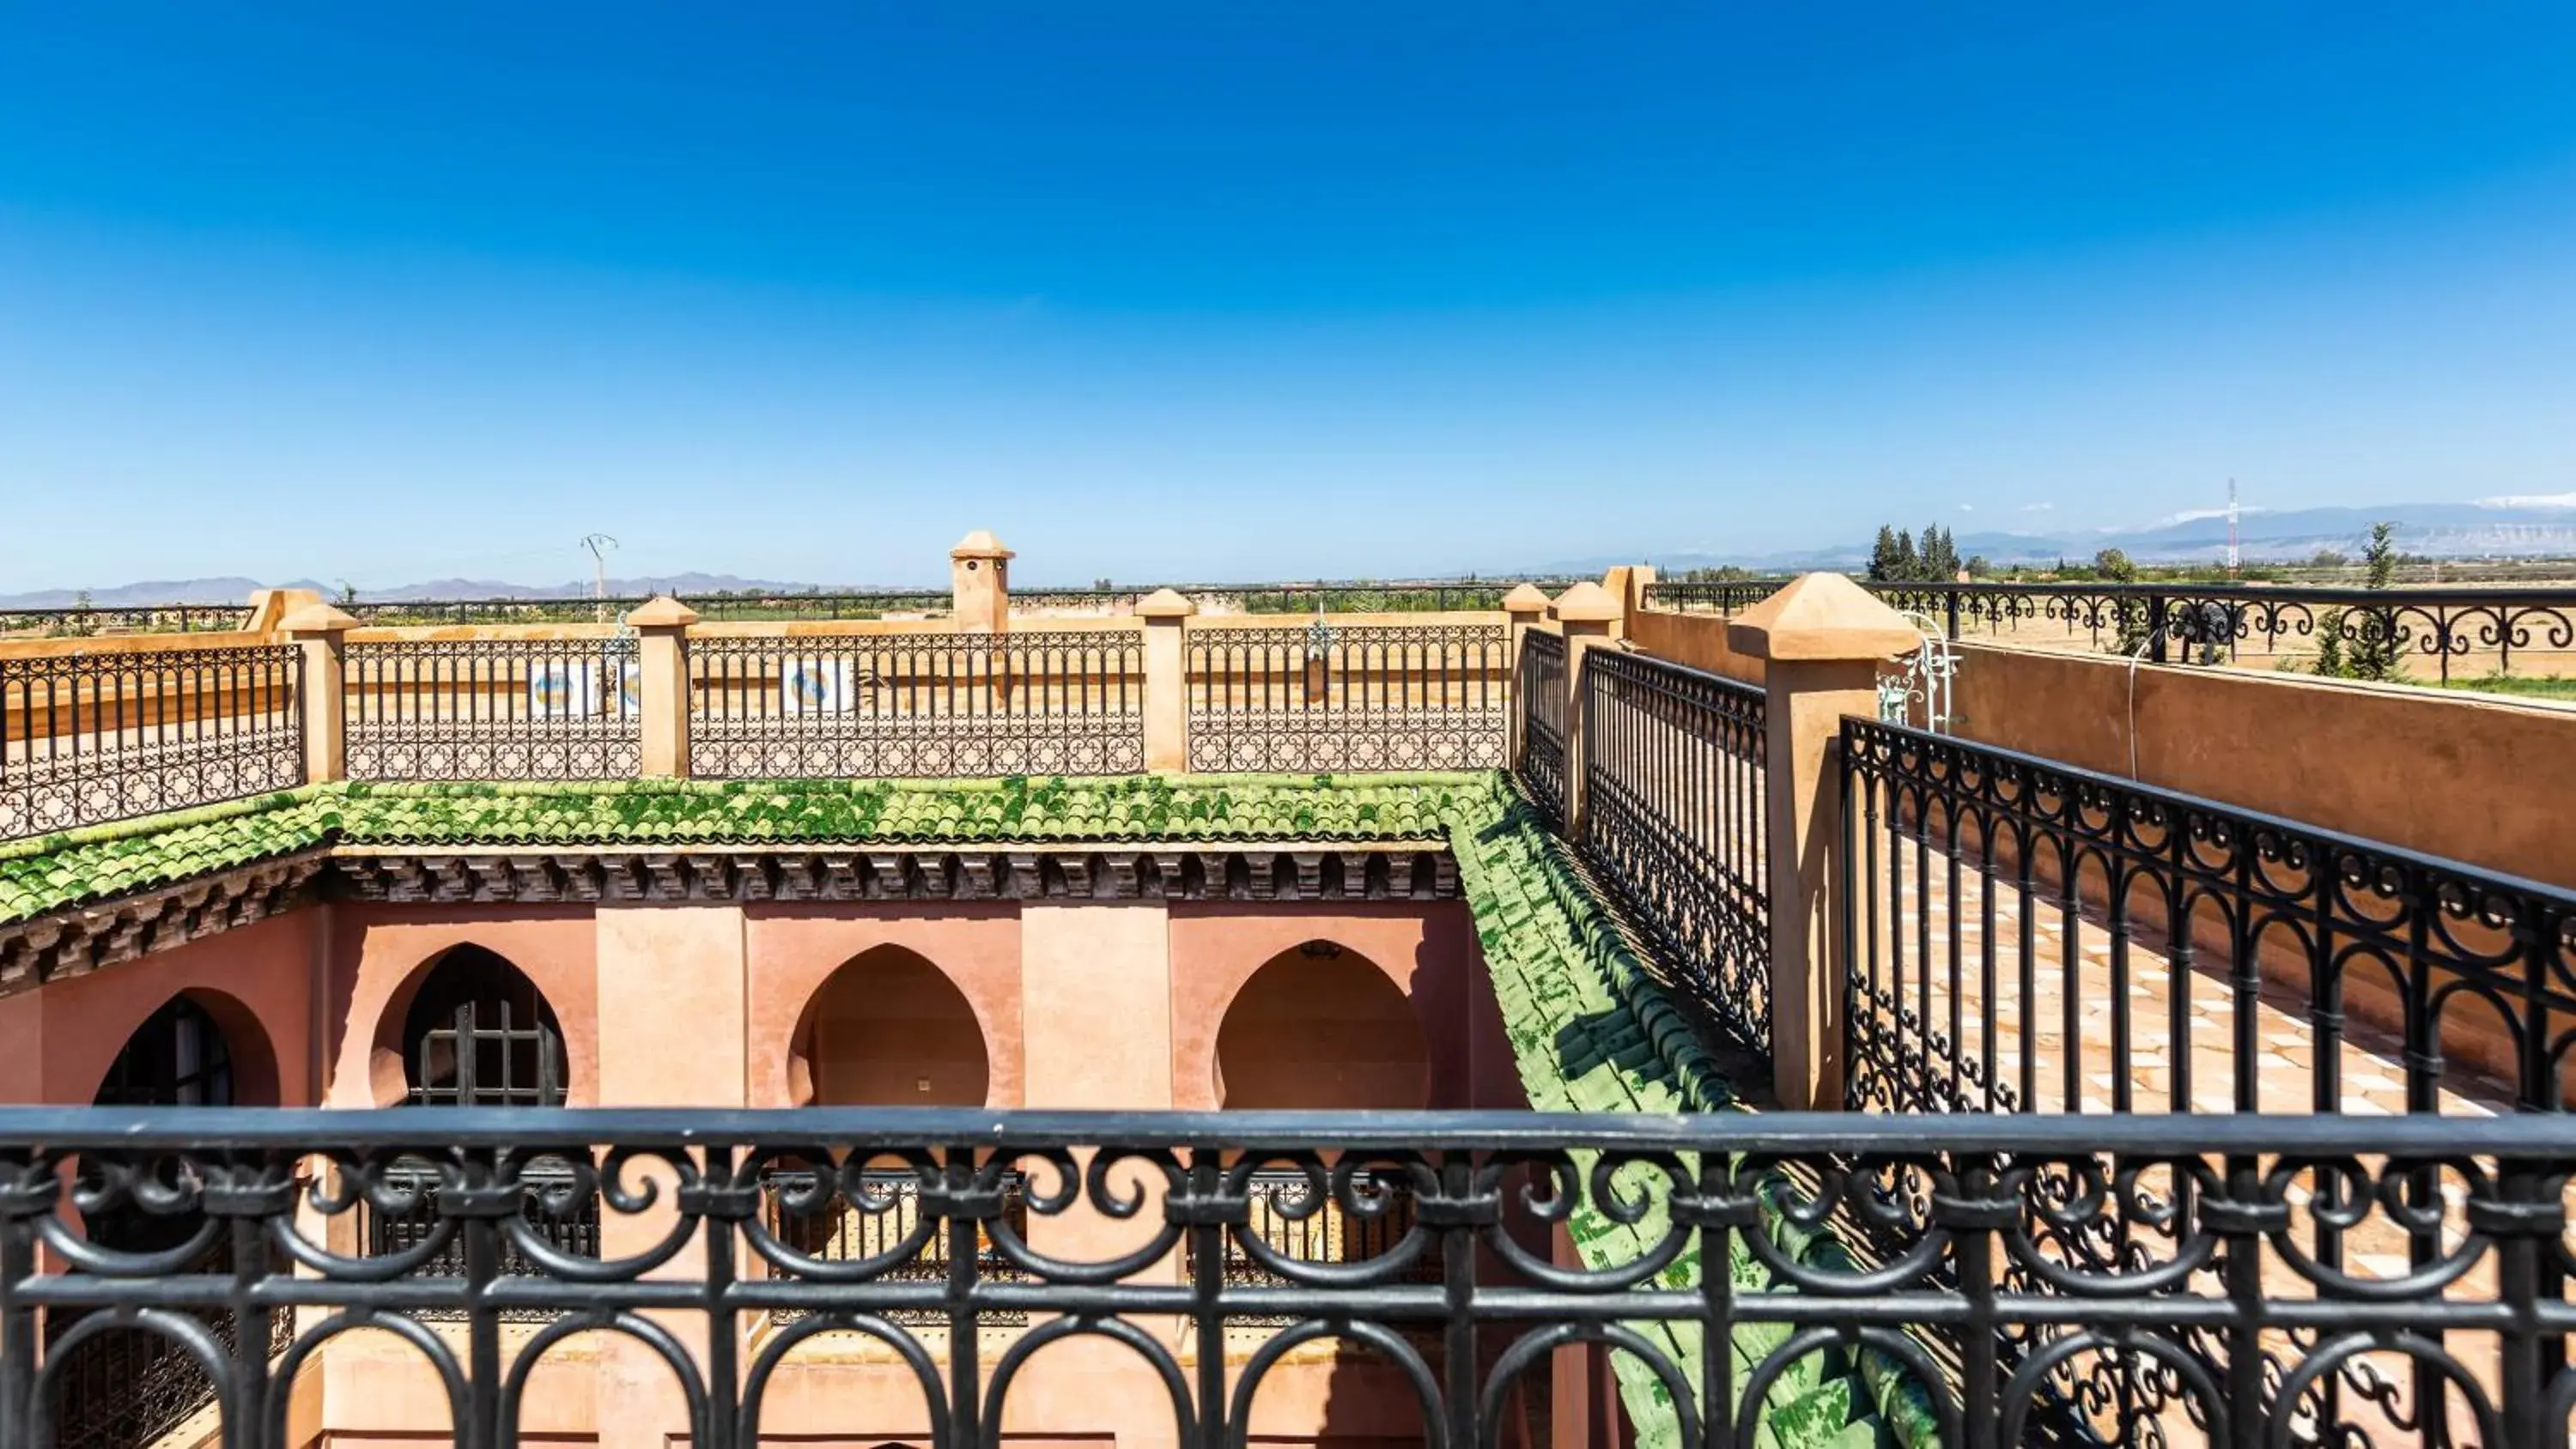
<box><xmin>1</xmin><ymin>645</ymin><xmax>303</xmax><ymax>840</ymax></box>
<box><xmin>343</xmin><ymin>636</ymin><xmax>642</xmax><ymax>780</ymax></box>
<box><xmin>3</xmin><ymin>1110</ymin><xmax>2574</xmax><ymax>1447</ymax></box>
<box><xmin>690</xmin><ymin>631</ymin><xmax>1145</xmax><ymax>778</ymax></box>
<box><xmin>1579</xmin><ymin>649</ymin><xmax>1771</xmax><ymax>1058</ymax></box>
<box><xmin>1837</xmin><ymin>713</ymin><xmax>2576</xmax><ymax>1448</ymax></box>
<box><xmin>46</xmin><ymin>1236</ymin><xmax>293</xmax><ymax>1449</ymax></box>
<box><xmin>1186</xmin><ymin>623</ymin><xmax>1509</xmax><ymax>773</ymax></box>
<box><xmin>1645</xmin><ymin>579</ymin><xmax>2576</xmax><ymax>680</ymax></box>
<box><xmin>1838</xmin><ymin>713</ymin><xmax>2576</xmax><ymax>1118</ymax></box>
<box><xmin>1512</xmin><ymin>630</ymin><xmax>1568</xmax><ymax>824</ymax></box>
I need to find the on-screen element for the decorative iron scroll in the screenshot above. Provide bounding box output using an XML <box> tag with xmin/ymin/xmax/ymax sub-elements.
<box><xmin>1838</xmin><ymin>714</ymin><xmax>2576</xmax><ymax>1118</ymax></box>
<box><xmin>1513</xmin><ymin>629</ymin><xmax>1567</xmax><ymax>824</ymax></box>
<box><xmin>3</xmin><ymin>1108</ymin><xmax>2573</xmax><ymax>1449</ymax></box>
<box><xmin>1187</xmin><ymin>623</ymin><xmax>1510</xmax><ymax>773</ymax></box>
<box><xmin>0</xmin><ymin>645</ymin><xmax>303</xmax><ymax>840</ymax></box>
<box><xmin>690</xmin><ymin>631</ymin><xmax>1144</xmax><ymax>778</ymax></box>
<box><xmin>1647</xmin><ymin>579</ymin><xmax>2576</xmax><ymax>682</ymax></box>
<box><xmin>1580</xmin><ymin>649</ymin><xmax>1770</xmax><ymax>1058</ymax></box>
<box><xmin>344</xmin><ymin>637</ymin><xmax>641</xmax><ymax>781</ymax></box>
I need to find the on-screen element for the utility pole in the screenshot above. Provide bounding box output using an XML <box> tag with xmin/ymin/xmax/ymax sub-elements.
<box><xmin>581</xmin><ymin>533</ymin><xmax>619</xmax><ymax>623</ymax></box>
<box><xmin>2225</xmin><ymin>479</ymin><xmax>2240</xmax><ymax>577</ymax></box>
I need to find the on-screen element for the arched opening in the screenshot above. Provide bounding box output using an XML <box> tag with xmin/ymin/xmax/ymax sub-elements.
<box><xmin>1205</xmin><ymin>942</ymin><xmax>1438</xmax><ymax>1319</ymax></box>
<box><xmin>772</xmin><ymin>949</ymin><xmax>1006</xmax><ymax>1297</ymax></box>
<box><xmin>398</xmin><ymin>944</ymin><xmax>568</xmax><ymax>1106</ymax></box>
<box><xmin>375</xmin><ymin>946</ymin><xmax>591</xmax><ymax>1271</ymax></box>
<box><xmin>1215</xmin><ymin>940</ymin><xmax>1429</xmax><ymax>1111</ymax></box>
<box><xmin>789</xmin><ymin>945</ymin><xmax>990</xmax><ymax>1108</ymax></box>
<box><xmin>58</xmin><ymin>996</ymin><xmax>284</xmax><ymax>1449</ymax></box>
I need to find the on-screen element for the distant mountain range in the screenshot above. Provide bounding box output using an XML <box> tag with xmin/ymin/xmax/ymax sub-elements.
<box><xmin>1596</xmin><ymin>497</ymin><xmax>2576</xmax><ymax>575</ymax></box>
<box><xmin>10</xmin><ymin>498</ymin><xmax>2576</xmax><ymax>609</ymax></box>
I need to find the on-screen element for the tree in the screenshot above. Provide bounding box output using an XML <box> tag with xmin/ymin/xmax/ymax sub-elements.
<box><xmin>1868</xmin><ymin>525</ymin><xmax>1902</xmax><ymax>582</ymax></box>
<box><xmin>1893</xmin><ymin>529</ymin><xmax>1919</xmax><ymax>581</ymax></box>
<box><xmin>2316</xmin><ymin>521</ymin><xmax>2403</xmax><ymax>682</ymax></box>
<box><xmin>1964</xmin><ymin>555</ymin><xmax>1992</xmax><ymax>578</ymax></box>
<box><xmin>2092</xmin><ymin>548</ymin><xmax>2136</xmax><ymax>583</ymax></box>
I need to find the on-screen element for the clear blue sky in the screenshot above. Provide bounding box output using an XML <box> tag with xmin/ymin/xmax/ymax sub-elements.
<box><xmin>5</xmin><ymin>5</ymin><xmax>2574</xmax><ymax>589</ymax></box>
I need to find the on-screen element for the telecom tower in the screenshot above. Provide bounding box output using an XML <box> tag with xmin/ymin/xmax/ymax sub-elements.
<box><xmin>2225</xmin><ymin>478</ymin><xmax>2240</xmax><ymax>576</ymax></box>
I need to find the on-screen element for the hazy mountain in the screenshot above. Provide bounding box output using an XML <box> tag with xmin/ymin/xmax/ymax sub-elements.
<box><xmin>13</xmin><ymin>498</ymin><xmax>2575</xmax><ymax>607</ymax></box>
<box><xmin>1601</xmin><ymin>498</ymin><xmax>2576</xmax><ymax>574</ymax></box>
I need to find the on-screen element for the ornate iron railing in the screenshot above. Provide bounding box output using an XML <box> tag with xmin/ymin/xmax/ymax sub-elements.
<box><xmin>343</xmin><ymin>636</ymin><xmax>642</xmax><ymax>780</ymax></box>
<box><xmin>763</xmin><ymin>1167</ymin><xmax>1030</xmax><ymax>1325</ymax></box>
<box><xmin>1646</xmin><ymin>579</ymin><xmax>2576</xmax><ymax>681</ymax></box>
<box><xmin>1580</xmin><ymin>649</ymin><xmax>1771</xmax><ymax>1058</ymax></box>
<box><xmin>690</xmin><ymin>631</ymin><xmax>1145</xmax><ymax>778</ymax></box>
<box><xmin>1513</xmin><ymin>630</ymin><xmax>1568</xmax><ymax>824</ymax></box>
<box><xmin>46</xmin><ymin>1238</ymin><xmax>293</xmax><ymax>1449</ymax></box>
<box><xmin>1186</xmin><ymin>622</ymin><xmax>1509</xmax><ymax>773</ymax></box>
<box><xmin>5</xmin><ymin>1108</ymin><xmax>2576</xmax><ymax>1448</ymax></box>
<box><xmin>339</xmin><ymin>593</ymin><xmax>957</xmax><ymax>626</ymax></box>
<box><xmin>0</xmin><ymin>645</ymin><xmax>303</xmax><ymax>840</ymax></box>
<box><xmin>1649</xmin><ymin>581</ymin><xmax>2576</xmax><ymax>684</ymax></box>
<box><xmin>0</xmin><ymin>606</ymin><xmax>251</xmax><ymax>638</ymax></box>
<box><xmin>1838</xmin><ymin>714</ymin><xmax>2576</xmax><ymax>1118</ymax></box>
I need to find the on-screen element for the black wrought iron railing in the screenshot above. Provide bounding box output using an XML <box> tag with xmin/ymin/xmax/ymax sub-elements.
<box><xmin>690</xmin><ymin>630</ymin><xmax>1145</xmax><ymax>778</ymax></box>
<box><xmin>1510</xmin><ymin>629</ymin><xmax>1566</xmax><ymax>823</ymax></box>
<box><xmin>1646</xmin><ymin>579</ymin><xmax>2576</xmax><ymax>681</ymax></box>
<box><xmin>343</xmin><ymin>636</ymin><xmax>642</xmax><ymax>780</ymax></box>
<box><xmin>357</xmin><ymin>1159</ymin><xmax>602</xmax><ymax>1295</ymax></box>
<box><xmin>761</xmin><ymin>1167</ymin><xmax>1030</xmax><ymax>1325</ymax></box>
<box><xmin>1185</xmin><ymin>622</ymin><xmax>1510</xmax><ymax>773</ymax></box>
<box><xmin>1580</xmin><ymin>649</ymin><xmax>1771</xmax><ymax>1058</ymax></box>
<box><xmin>0</xmin><ymin>606</ymin><xmax>252</xmax><ymax>639</ymax></box>
<box><xmin>0</xmin><ymin>644</ymin><xmax>303</xmax><ymax>840</ymax></box>
<box><xmin>45</xmin><ymin>1237</ymin><xmax>293</xmax><ymax>1449</ymax></box>
<box><xmin>1838</xmin><ymin>714</ymin><xmax>2576</xmax><ymax>1117</ymax></box>
<box><xmin>5</xmin><ymin>1108</ymin><xmax>2575</xmax><ymax>1448</ymax></box>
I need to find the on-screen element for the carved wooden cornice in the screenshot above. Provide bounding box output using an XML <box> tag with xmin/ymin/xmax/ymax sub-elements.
<box><xmin>0</xmin><ymin>841</ymin><xmax>1458</xmax><ymax>997</ymax></box>
<box><xmin>327</xmin><ymin>843</ymin><xmax>1458</xmax><ymax>906</ymax></box>
<box><xmin>0</xmin><ymin>851</ymin><xmax>330</xmax><ymax>1000</ymax></box>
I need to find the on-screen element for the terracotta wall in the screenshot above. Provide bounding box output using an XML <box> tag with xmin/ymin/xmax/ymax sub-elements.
<box><xmin>0</xmin><ymin>893</ymin><xmax>1516</xmax><ymax>1448</ymax></box>
<box><xmin>1932</xmin><ymin>640</ymin><xmax>2576</xmax><ymax>888</ymax></box>
<box><xmin>1622</xmin><ymin>607</ymin><xmax>1765</xmax><ymax>687</ymax></box>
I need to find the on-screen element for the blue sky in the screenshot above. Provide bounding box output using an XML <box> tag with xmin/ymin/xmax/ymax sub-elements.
<box><xmin>4</xmin><ymin>4</ymin><xmax>2575</xmax><ymax>588</ymax></box>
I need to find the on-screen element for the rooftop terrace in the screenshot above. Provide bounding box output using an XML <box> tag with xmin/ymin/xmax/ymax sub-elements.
<box><xmin>2</xmin><ymin>538</ymin><xmax>2573</xmax><ymax>1449</ymax></box>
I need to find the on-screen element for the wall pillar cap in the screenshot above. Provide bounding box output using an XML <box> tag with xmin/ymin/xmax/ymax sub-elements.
<box><xmin>623</xmin><ymin>596</ymin><xmax>702</xmax><ymax>628</ymax></box>
<box><xmin>1501</xmin><ymin>583</ymin><xmax>1553</xmax><ymax>614</ymax></box>
<box><xmin>279</xmin><ymin>603</ymin><xmax>359</xmax><ymax>635</ymax></box>
<box><xmin>951</xmin><ymin>529</ymin><xmax>1015</xmax><ymax>561</ymax></box>
<box><xmin>1135</xmin><ymin>586</ymin><xmax>1197</xmax><ymax>619</ymax></box>
<box><xmin>1548</xmin><ymin>581</ymin><xmax>1622</xmax><ymax>623</ymax></box>
<box><xmin>1727</xmin><ymin>573</ymin><xmax>1922</xmax><ymax>661</ymax></box>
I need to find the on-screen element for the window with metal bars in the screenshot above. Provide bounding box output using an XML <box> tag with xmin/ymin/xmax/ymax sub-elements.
<box><xmin>398</xmin><ymin>944</ymin><xmax>566</xmax><ymax>1107</ymax></box>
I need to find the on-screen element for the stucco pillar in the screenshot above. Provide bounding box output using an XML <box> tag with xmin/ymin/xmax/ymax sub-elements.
<box><xmin>1136</xmin><ymin>587</ymin><xmax>1195</xmax><ymax>773</ymax></box>
<box><xmin>1728</xmin><ymin>574</ymin><xmax>1919</xmax><ymax>1110</ymax></box>
<box><xmin>1502</xmin><ymin>584</ymin><xmax>1551</xmax><ymax>765</ymax></box>
<box><xmin>593</xmin><ymin>903</ymin><xmax>750</xmax><ymax>1448</ymax></box>
<box><xmin>1549</xmin><ymin>582</ymin><xmax>1621</xmax><ymax>834</ymax></box>
<box><xmin>625</xmin><ymin>597</ymin><xmax>698</xmax><ymax>779</ymax></box>
<box><xmin>950</xmin><ymin>529</ymin><xmax>1013</xmax><ymax>633</ymax></box>
<box><xmin>280</xmin><ymin>603</ymin><xmax>356</xmax><ymax>785</ymax></box>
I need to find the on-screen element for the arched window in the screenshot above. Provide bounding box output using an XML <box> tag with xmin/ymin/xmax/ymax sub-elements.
<box><xmin>399</xmin><ymin>945</ymin><xmax>566</xmax><ymax>1107</ymax></box>
<box><xmin>94</xmin><ymin>996</ymin><xmax>234</xmax><ymax>1108</ymax></box>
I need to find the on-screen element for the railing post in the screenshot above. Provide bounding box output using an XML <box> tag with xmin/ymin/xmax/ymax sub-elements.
<box><xmin>627</xmin><ymin>596</ymin><xmax>700</xmax><ymax>779</ymax></box>
<box><xmin>1549</xmin><ymin>581</ymin><xmax>1622</xmax><ymax>835</ymax></box>
<box><xmin>1728</xmin><ymin>574</ymin><xmax>1920</xmax><ymax>1110</ymax></box>
<box><xmin>1137</xmin><ymin>586</ymin><xmax>1195</xmax><ymax>773</ymax></box>
<box><xmin>280</xmin><ymin>603</ymin><xmax>356</xmax><ymax>785</ymax></box>
<box><xmin>1503</xmin><ymin>585</ymin><xmax>1549</xmax><ymax>761</ymax></box>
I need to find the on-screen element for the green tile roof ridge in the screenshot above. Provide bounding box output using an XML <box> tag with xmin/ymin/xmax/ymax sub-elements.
<box><xmin>1435</xmin><ymin>776</ymin><xmax>1935</xmax><ymax>1449</ymax></box>
<box><xmin>0</xmin><ymin>773</ymin><xmax>1486</xmax><ymax>926</ymax></box>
